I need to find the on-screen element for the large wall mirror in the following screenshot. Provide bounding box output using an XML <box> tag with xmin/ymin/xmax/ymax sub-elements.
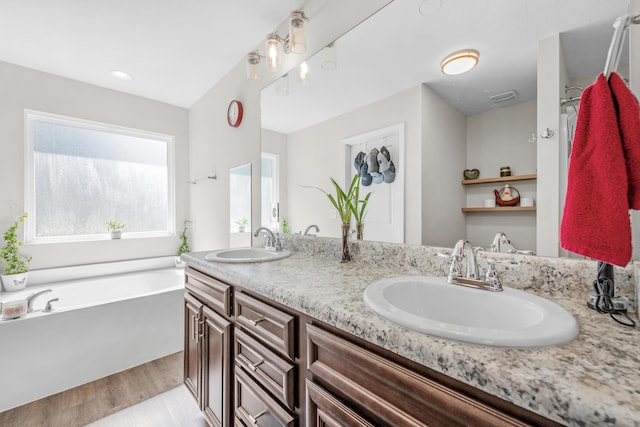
<box><xmin>260</xmin><ymin>0</ymin><xmax>631</xmax><ymax>254</ymax></box>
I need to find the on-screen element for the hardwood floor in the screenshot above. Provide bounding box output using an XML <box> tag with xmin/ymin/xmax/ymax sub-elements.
<box><xmin>0</xmin><ymin>351</ymin><xmax>207</xmax><ymax>427</ymax></box>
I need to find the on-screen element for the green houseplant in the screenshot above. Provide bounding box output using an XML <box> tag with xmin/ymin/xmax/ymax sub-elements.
<box><xmin>311</xmin><ymin>175</ymin><xmax>371</xmax><ymax>261</ymax></box>
<box><xmin>234</xmin><ymin>217</ymin><xmax>249</xmax><ymax>233</ymax></box>
<box><xmin>349</xmin><ymin>176</ymin><xmax>372</xmax><ymax>240</ymax></box>
<box><xmin>0</xmin><ymin>212</ymin><xmax>32</xmax><ymax>291</ymax></box>
<box><xmin>106</xmin><ymin>219</ymin><xmax>126</xmax><ymax>239</ymax></box>
<box><xmin>177</xmin><ymin>220</ymin><xmax>191</xmax><ymax>256</ymax></box>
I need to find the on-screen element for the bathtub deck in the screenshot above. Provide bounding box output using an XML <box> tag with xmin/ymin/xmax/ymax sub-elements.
<box><xmin>0</xmin><ymin>352</ymin><xmax>205</xmax><ymax>427</ymax></box>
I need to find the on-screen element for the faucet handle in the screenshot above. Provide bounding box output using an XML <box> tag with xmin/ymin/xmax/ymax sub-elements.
<box><xmin>43</xmin><ymin>298</ymin><xmax>59</xmax><ymax>313</ymax></box>
<box><xmin>484</xmin><ymin>259</ymin><xmax>517</xmax><ymax>291</ymax></box>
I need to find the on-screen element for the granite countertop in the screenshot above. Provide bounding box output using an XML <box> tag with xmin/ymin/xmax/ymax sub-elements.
<box><xmin>183</xmin><ymin>245</ymin><xmax>640</xmax><ymax>427</ymax></box>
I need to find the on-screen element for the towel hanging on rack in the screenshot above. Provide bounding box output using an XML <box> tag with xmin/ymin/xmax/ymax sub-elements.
<box><xmin>560</xmin><ymin>74</ymin><xmax>634</xmax><ymax>267</ymax></box>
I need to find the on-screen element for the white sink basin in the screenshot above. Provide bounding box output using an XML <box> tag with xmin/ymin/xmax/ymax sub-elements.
<box><xmin>363</xmin><ymin>276</ymin><xmax>578</xmax><ymax>348</ymax></box>
<box><xmin>205</xmin><ymin>247</ymin><xmax>291</xmax><ymax>263</ymax></box>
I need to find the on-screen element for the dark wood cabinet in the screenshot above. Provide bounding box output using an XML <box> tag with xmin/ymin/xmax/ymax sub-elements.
<box><xmin>185</xmin><ymin>267</ymin><xmax>234</xmax><ymax>427</ymax></box>
<box><xmin>185</xmin><ymin>264</ymin><xmax>558</xmax><ymax>427</ymax></box>
<box><xmin>202</xmin><ymin>305</ymin><xmax>232</xmax><ymax>427</ymax></box>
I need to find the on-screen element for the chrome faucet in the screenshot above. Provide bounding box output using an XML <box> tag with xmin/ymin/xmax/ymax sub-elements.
<box><xmin>26</xmin><ymin>289</ymin><xmax>53</xmax><ymax>313</ymax></box>
<box><xmin>490</xmin><ymin>232</ymin><xmax>513</xmax><ymax>253</ymax></box>
<box><xmin>303</xmin><ymin>225</ymin><xmax>320</xmax><ymax>236</ymax></box>
<box><xmin>440</xmin><ymin>240</ymin><xmax>516</xmax><ymax>292</ymax></box>
<box><xmin>451</xmin><ymin>239</ymin><xmax>481</xmax><ymax>280</ymax></box>
<box><xmin>490</xmin><ymin>232</ymin><xmax>535</xmax><ymax>255</ymax></box>
<box><xmin>253</xmin><ymin>227</ymin><xmax>281</xmax><ymax>251</ymax></box>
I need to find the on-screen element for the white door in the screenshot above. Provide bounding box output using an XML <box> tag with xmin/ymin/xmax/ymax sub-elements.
<box><xmin>343</xmin><ymin>123</ymin><xmax>404</xmax><ymax>243</ymax></box>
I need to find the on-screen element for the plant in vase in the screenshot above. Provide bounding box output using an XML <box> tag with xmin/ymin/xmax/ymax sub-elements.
<box><xmin>311</xmin><ymin>176</ymin><xmax>361</xmax><ymax>262</ymax></box>
<box><xmin>349</xmin><ymin>176</ymin><xmax>372</xmax><ymax>240</ymax></box>
<box><xmin>234</xmin><ymin>217</ymin><xmax>249</xmax><ymax>233</ymax></box>
<box><xmin>0</xmin><ymin>212</ymin><xmax>32</xmax><ymax>291</ymax></box>
<box><xmin>106</xmin><ymin>219</ymin><xmax>126</xmax><ymax>239</ymax></box>
<box><xmin>176</xmin><ymin>220</ymin><xmax>192</xmax><ymax>267</ymax></box>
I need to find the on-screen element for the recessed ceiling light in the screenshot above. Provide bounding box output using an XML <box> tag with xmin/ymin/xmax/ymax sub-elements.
<box><xmin>441</xmin><ymin>49</ymin><xmax>479</xmax><ymax>75</ymax></box>
<box><xmin>110</xmin><ymin>70</ymin><xmax>132</xmax><ymax>81</ymax></box>
<box><xmin>419</xmin><ymin>0</ymin><xmax>443</xmax><ymax>16</ymax></box>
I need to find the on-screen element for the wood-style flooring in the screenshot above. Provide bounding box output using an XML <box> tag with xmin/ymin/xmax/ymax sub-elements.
<box><xmin>0</xmin><ymin>351</ymin><xmax>207</xmax><ymax>427</ymax></box>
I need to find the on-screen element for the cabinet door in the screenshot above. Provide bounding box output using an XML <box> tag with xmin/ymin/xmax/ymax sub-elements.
<box><xmin>184</xmin><ymin>292</ymin><xmax>202</xmax><ymax>406</ymax></box>
<box><xmin>202</xmin><ymin>305</ymin><xmax>233</xmax><ymax>427</ymax></box>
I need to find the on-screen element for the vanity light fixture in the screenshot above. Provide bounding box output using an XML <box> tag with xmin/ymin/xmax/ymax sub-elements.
<box><xmin>441</xmin><ymin>49</ymin><xmax>479</xmax><ymax>75</ymax></box>
<box><xmin>246</xmin><ymin>52</ymin><xmax>261</xmax><ymax>83</ymax></box>
<box><xmin>245</xmin><ymin>9</ymin><xmax>308</xmax><ymax>81</ymax></box>
<box><xmin>110</xmin><ymin>70</ymin><xmax>132</xmax><ymax>81</ymax></box>
<box><xmin>297</xmin><ymin>61</ymin><xmax>310</xmax><ymax>84</ymax></box>
<box><xmin>276</xmin><ymin>74</ymin><xmax>289</xmax><ymax>96</ymax></box>
<box><xmin>321</xmin><ymin>42</ymin><xmax>337</xmax><ymax>70</ymax></box>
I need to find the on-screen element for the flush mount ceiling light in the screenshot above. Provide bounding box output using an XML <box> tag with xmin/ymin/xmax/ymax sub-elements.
<box><xmin>246</xmin><ymin>9</ymin><xmax>308</xmax><ymax>83</ymax></box>
<box><xmin>110</xmin><ymin>70</ymin><xmax>132</xmax><ymax>81</ymax></box>
<box><xmin>441</xmin><ymin>49</ymin><xmax>479</xmax><ymax>75</ymax></box>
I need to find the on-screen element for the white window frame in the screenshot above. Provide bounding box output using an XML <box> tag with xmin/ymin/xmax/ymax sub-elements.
<box><xmin>24</xmin><ymin>110</ymin><xmax>176</xmax><ymax>244</ymax></box>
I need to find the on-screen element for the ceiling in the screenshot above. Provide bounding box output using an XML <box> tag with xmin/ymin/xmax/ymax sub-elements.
<box><xmin>261</xmin><ymin>0</ymin><xmax>631</xmax><ymax>133</ymax></box>
<box><xmin>0</xmin><ymin>0</ymin><xmax>305</xmax><ymax>107</ymax></box>
<box><xmin>0</xmin><ymin>0</ymin><xmax>632</xmax><ymax>132</ymax></box>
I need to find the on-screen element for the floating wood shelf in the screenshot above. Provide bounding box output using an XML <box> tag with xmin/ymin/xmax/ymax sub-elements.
<box><xmin>462</xmin><ymin>206</ymin><xmax>537</xmax><ymax>212</ymax></box>
<box><xmin>461</xmin><ymin>173</ymin><xmax>537</xmax><ymax>185</ymax></box>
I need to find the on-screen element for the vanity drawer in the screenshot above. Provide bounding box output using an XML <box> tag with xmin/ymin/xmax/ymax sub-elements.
<box><xmin>185</xmin><ymin>267</ymin><xmax>232</xmax><ymax>318</ymax></box>
<box><xmin>235</xmin><ymin>328</ymin><xmax>296</xmax><ymax>411</ymax></box>
<box><xmin>234</xmin><ymin>366</ymin><xmax>295</xmax><ymax>427</ymax></box>
<box><xmin>235</xmin><ymin>292</ymin><xmax>296</xmax><ymax>360</ymax></box>
<box><xmin>306</xmin><ymin>323</ymin><xmax>531</xmax><ymax>427</ymax></box>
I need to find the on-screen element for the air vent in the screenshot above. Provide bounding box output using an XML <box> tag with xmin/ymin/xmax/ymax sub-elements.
<box><xmin>489</xmin><ymin>90</ymin><xmax>518</xmax><ymax>103</ymax></box>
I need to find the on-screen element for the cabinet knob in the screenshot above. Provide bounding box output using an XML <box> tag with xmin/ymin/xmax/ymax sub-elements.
<box><xmin>248</xmin><ymin>408</ymin><xmax>268</xmax><ymax>424</ymax></box>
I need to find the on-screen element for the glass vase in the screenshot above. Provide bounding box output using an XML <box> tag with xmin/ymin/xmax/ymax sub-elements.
<box><xmin>341</xmin><ymin>223</ymin><xmax>351</xmax><ymax>262</ymax></box>
<box><xmin>356</xmin><ymin>223</ymin><xmax>364</xmax><ymax>240</ymax></box>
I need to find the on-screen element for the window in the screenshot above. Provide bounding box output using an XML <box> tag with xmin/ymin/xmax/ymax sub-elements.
<box><xmin>25</xmin><ymin>110</ymin><xmax>175</xmax><ymax>243</ymax></box>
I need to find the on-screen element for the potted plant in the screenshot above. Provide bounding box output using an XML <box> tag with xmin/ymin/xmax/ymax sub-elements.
<box><xmin>0</xmin><ymin>212</ymin><xmax>32</xmax><ymax>292</ymax></box>
<box><xmin>234</xmin><ymin>217</ymin><xmax>249</xmax><ymax>233</ymax></box>
<box><xmin>176</xmin><ymin>220</ymin><xmax>191</xmax><ymax>267</ymax></box>
<box><xmin>106</xmin><ymin>219</ymin><xmax>126</xmax><ymax>239</ymax></box>
<box><xmin>349</xmin><ymin>176</ymin><xmax>372</xmax><ymax>240</ymax></box>
<box><xmin>312</xmin><ymin>176</ymin><xmax>361</xmax><ymax>262</ymax></box>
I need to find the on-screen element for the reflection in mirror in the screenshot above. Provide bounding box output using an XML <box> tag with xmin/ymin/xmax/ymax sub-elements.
<box><xmin>261</xmin><ymin>0</ymin><xmax>630</xmax><ymax>253</ymax></box>
<box><xmin>230</xmin><ymin>163</ymin><xmax>251</xmax><ymax>248</ymax></box>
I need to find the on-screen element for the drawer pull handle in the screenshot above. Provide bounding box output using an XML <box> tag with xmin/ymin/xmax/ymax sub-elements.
<box><xmin>248</xmin><ymin>359</ymin><xmax>264</xmax><ymax>371</ymax></box>
<box><xmin>191</xmin><ymin>314</ymin><xmax>198</xmax><ymax>343</ymax></box>
<box><xmin>248</xmin><ymin>409</ymin><xmax>267</xmax><ymax>424</ymax></box>
<box><xmin>249</xmin><ymin>316</ymin><xmax>266</xmax><ymax>327</ymax></box>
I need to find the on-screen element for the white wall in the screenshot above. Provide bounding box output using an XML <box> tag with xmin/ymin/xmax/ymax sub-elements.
<box><xmin>465</xmin><ymin>99</ymin><xmax>537</xmax><ymax>251</ymax></box>
<box><xmin>421</xmin><ymin>84</ymin><xmax>467</xmax><ymax>247</ymax></box>
<box><xmin>0</xmin><ymin>61</ymin><xmax>189</xmax><ymax>269</ymax></box>
<box><xmin>536</xmin><ymin>34</ymin><xmax>566</xmax><ymax>257</ymax></box>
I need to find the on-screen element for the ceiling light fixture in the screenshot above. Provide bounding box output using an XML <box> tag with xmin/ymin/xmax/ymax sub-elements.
<box><xmin>321</xmin><ymin>42</ymin><xmax>337</xmax><ymax>70</ymax></box>
<box><xmin>110</xmin><ymin>70</ymin><xmax>132</xmax><ymax>81</ymax></box>
<box><xmin>441</xmin><ymin>49</ymin><xmax>479</xmax><ymax>75</ymax></box>
<box><xmin>246</xmin><ymin>9</ymin><xmax>308</xmax><ymax>82</ymax></box>
<box><xmin>297</xmin><ymin>61</ymin><xmax>310</xmax><ymax>84</ymax></box>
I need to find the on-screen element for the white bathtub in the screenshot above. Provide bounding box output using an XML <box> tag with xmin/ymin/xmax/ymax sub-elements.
<box><xmin>0</xmin><ymin>257</ymin><xmax>185</xmax><ymax>412</ymax></box>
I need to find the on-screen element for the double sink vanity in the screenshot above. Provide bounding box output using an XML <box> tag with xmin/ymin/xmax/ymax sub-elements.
<box><xmin>182</xmin><ymin>235</ymin><xmax>639</xmax><ymax>426</ymax></box>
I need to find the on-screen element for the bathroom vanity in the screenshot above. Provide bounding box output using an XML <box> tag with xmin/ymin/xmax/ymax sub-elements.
<box><xmin>182</xmin><ymin>238</ymin><xmax>640</xmax><ymax>426</ymax></box>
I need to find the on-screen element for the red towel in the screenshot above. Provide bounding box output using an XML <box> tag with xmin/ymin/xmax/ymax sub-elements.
<box><xmin>560</xmin><ymin>73</ymin><xmax>632</xmax><ymax>266</ymax></box>
<box><xmin>609</xmin><ymin>73</ymin><xmax>640</xmax><ymax>209</ymax></box>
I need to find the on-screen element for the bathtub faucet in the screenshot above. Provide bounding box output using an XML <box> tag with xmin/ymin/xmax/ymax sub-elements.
<box><xmin>26</xmin><ymin>289</ymin><xmax>53</xmax><ymax>313</ymax></box>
